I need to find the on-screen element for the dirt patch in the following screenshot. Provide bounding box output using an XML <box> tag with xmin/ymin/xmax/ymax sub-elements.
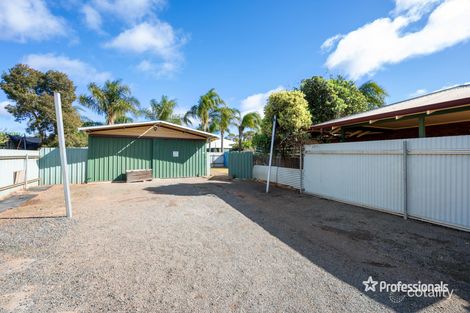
<box><xmin>320</xmin><ymin>225</ymin><xmax>374</xmax><ymax>241</ymax></box>
<box><xmin>0</xmin><ymin>185</ymin><xmax>65</xmax><ymax>219</ymax></box>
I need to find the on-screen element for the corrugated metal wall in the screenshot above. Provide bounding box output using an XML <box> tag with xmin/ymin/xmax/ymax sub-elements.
<box><xmin>406</xmin><ymin>136</ymin><xmax>470</xmax><ymax>230</ymax></box>
<box><xmin>303</xmin><ymin>135</ymin><xmax>470</xmax><ymax>231</ymax></box>
<box><xmin>39</xmin><ymin>147</ymin><xmax>88</xmax><ymax>185</ymax></box>
<box><xmin>228</xmin><ymin>151</ymin><xmax>253</xmax><ymax>179</ymax></box>
<box><xmin>87</xmin><ymin>136</ymin><xmax>152</xmax><ymax>182</ymax></box>
<box><xmin>253</xmin><ymin>165</ymin><xmax>301</xmax><ymax>189</ymax></box>
<box><xmin>87</xmin><ymin>136</ymin><xmax>207</xmax><ymax>182</ymax></box>
<box><xmin>152</xmin><ymin>139</ymin><xmax>207</xmax><ymax>178</ymax></box>
<box><xmin>304</xmin><ymin>140</ymin><xmax>403</xmax><ymax>214</ymax></box>
<box><xmin>0</xmin><ymin>149</ymin><xmax>39</xmax><ymax>198</ymax></box>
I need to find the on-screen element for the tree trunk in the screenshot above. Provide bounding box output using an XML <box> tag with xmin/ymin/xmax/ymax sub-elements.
<box><xmin>107</xmin><ymin>113</ymin><xmax>115</xmax><ymax>125</ymax></box>
<box><xmin>238</xmin><ymin>127</ymin><xmax>243</xmax><ymax>151</ymax></box>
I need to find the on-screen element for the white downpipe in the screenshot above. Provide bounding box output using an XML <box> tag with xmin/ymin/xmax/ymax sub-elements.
<box><xmin>54</xmin><ymin>92</ymin><xmax>73</xmax><ymax>218</ymax></box>
<box><xmin>266</xmin><ymin>115</ymin><xmax>276</xmax><ymax>193</ymax></box>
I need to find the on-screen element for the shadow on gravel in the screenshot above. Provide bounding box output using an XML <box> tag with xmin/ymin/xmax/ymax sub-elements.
<box><xmin>0</xmin><ymin>216</ymin><xmax>65</xmax><ymax>220</ymax></box>
<box><xmin>144</xmin><ymin>179</ymin><xmax>470</xmax><ymax>313</ymax></box>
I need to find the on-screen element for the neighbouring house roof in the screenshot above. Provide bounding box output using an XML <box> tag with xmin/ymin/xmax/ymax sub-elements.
<box><xmin>79</xmin><ymin>121</ymin><xmax>218</xmax><ymax>141</ymax></box>
<box><xmin>210</xmin><ymin>138</ymin><xmax>235</xmax><ymax>149</ymax></box>
<box><xmin>311</xmin><ymin>84</ymin><xmax>470</xmax><ymax>131</ymax></box>
<box><xmin>7</xmin><ymin>135</ymin><xmax>41</xmax><ymax>150</ymax></box>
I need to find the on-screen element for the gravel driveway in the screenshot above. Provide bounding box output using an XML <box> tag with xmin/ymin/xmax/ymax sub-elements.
<box><xmin>0</xmin><ymin>177</ymin><xmax>469</xmax><ymax>312</ymax></box>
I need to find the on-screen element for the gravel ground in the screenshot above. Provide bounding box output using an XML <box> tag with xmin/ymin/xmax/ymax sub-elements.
<box><xmin>0</xmin><ymin>177</ymin><xmax>469</xmax><ymax>312</ymax></box>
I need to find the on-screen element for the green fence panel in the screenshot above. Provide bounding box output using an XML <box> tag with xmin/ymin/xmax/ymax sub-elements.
<box><xmin>228</xmin><ymin>151</ymin><xmax>253</xmax><ymax>179</ymax></box>
<box><xmin>39</xmin><ymin>147</ymin><xmax>88</xmax><ymax>185</ymax></box>
<box><xmin>153</xmin><ymin>139</ymin><xmax>207</xmax><ymax>178</ymax></box>
<box><xmin>87</xmin><ymin>136</ymin><xmax>152</xmax><ymax>182</ymax></box>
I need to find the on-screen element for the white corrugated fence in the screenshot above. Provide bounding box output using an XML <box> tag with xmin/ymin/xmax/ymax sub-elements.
<box><xmin>303</xmin><ymin>135</ymin><xmax>470</xmax><ymax>231</ymax></box>
<box><xmin>253</xmin><ymin>165</ymin><xmax>302</xmax><ymax>189</ymax></box>
<box><xmin>0</xmin><ymin>149</ymin><xmax>39</xmax><ymax>199</ymax></box>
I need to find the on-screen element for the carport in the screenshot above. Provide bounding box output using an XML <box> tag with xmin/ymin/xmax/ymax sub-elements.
<box><xmin>79</xmin><ymin>121</ymin><xmax>217</xmax><ymax>182</ymax></box>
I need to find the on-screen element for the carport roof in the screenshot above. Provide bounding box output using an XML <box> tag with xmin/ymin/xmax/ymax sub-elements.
<box><xmin>79</xmin><ymin>121</ymin><xmax>218</xmax><ymax>140</ymax></box>
<box><xmin>311</xmin><ymin>84</ymin><xmax>470</xmax><ymax>131</ymax></box>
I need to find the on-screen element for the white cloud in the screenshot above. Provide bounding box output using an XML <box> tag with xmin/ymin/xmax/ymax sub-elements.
<box><xmin>81</xmin><ymin>4</ymin><xmax>102</xmax><ymax>32</ymax></box>
<box><xmin>0</xmin><ymin>101</ymin><xmax>11</xmax><ymax>116</ymax></box>
<box><xmin>393</xmin><ymin>0</ymin><xmax>441</xmax><ymax>16</ymax></box>
<box><xmin>0</xmin><ymin>0</ymin><xmax>67</xmax><ymax>42</ymax></box>
<box><xmin>239</xmin><ymin>86</ymin><xmax>285</xmax><ymax>117</ymax></box>
<box><xmin>92</xmin><ymin>0</ymin><xmax>166</xmax><ymax>22</ymax></box>
<box><xmin>320</xmin><ymin>34</ymin><xmax>343</xmax><ymax>52</ymax></box>
<box><xmin>323</xmin><ymin>0</ymin><xmax>470</xmax><ymax>79</ymax></box>
<box><xmin>409</xmin><ymin>88</ymin><xmax>428</xmax><ymax>97</ymax></box>
<box><xmin>23</xmin><ymin>53</ymin><xmax>112</xmax><ymax>84</ymax></box>
<box><xmin>106</xmin><ymin>22</ymin><xmax>188</xmax><ymax>77</ymax></box>
<box><xmin>136</xmin><ymin>60</ymin><xmax>177</xmax><ymax>77</ymax></box>
<box><xmin>105</xmin><ymin>22</ymin><xmax>186</xmax><ymax>58</ymax></box>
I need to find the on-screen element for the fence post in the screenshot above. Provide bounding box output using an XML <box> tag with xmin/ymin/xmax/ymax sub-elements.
<box><xmin>402</xmin><ymin>140</ymin><xmax>408</xmax><ymax>220</ymax></box>
<box><xmin>266</xmin><ymin>115</ymin><xmax>276</xmax><ymax>193</ymax></box>
<box><xmin>24</xmin><ymin>153</ymin><xmax>28</xmax><ymax>190</ymax></box>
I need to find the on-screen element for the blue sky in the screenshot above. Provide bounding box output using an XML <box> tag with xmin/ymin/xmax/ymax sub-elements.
<box><xmin>1</xmin><ymin>0</ymin><xmax>470</xmax><ymax>134</ymax></box>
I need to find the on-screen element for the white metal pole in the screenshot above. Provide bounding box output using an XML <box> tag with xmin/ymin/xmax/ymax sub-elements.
<box><xmin>54</xmin><ymin>92</ymin><xmax>73</xmax><ymax>218</ymax></box>
<box><xmin>266</xmin><ymin>115</ymin><xmax>276</xmax><ymax>193</ymax></box>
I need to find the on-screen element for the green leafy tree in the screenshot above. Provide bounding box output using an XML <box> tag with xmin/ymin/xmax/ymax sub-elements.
<box><xmin>263</xmin><ymin>90</ymin><xmax>312</xmax><ymax>150</ymax></box>
<box><xmin>142</xmin><ymin>95</ymin><xmax>183</xmax><ymax>125</ymax></box>
<box><xmin>79</xmin><ymin>79</ymin><xmax>140</xmax><ymax>125</ymax></box>
<box><xmin>252</xmin><ymin>133</ymin><xmax>270</xmax><ymax>153</ymax></box>
<box><xmin>0</xmin><ymin>130</ymin><xmax>9</xmax><ymax>147</ymax></box>
<box><xmin>0</xmin><ymin>64</ymin><xmax>85</xmax><ymax>146</ymax></box>
<box><xmin>300</xmin><ymin>76</ymin><xmax>387</xmax><ymax>124</ymax></box>
<box><xmin>209</xmin><ymin>106</ymin><xmax>238</xmax><ymax>151</ymax></box>
<box><xmin>234</xmin><ymin>111</ymin><xmax>261</xmax><ymax>151</ymax></box>
<box><xmin>185</xmin><ymin>88</ymin><xmax>224</xmax><ymax>131</ymax></box>
<box><xmin>359</xmin><ymin>80</ymin><xmax>388</xmax><ymax>109</ymax></box>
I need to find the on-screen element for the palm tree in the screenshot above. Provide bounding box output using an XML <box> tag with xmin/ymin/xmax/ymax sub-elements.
<box><xmin>114</xmin><ymin>115</ymin><xmax>134</xmax><ymax>124</ymax></box>
<box><xmin>141</xmin><ymin>95</ymin><xmax>183</xmax><ymax>125</ymax></box>
<box><xmin>210</xmin><ymin>106</ymin><xmax>238</xmax><ymax>152</ymax></box>
<box><xmin>234</xmin><ymin>112</ymin><xmax>261</xmax><ymax>151</ymax></box>
<box><xmin>359</xmin><ymin>80</ymin><xmax>388</xmax><ymax>109</ymax></box>
<box><xmin>184</xmin><ymin>88</ymin><xmax>224</xmax><ymax>131</ymax></box>
<box><xmin>79</xmin><ymin>79</ymin><xmax>140</xmax><ymax>125</ymax></box>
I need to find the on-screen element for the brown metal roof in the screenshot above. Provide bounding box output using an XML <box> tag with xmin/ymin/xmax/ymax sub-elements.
<box><xmin>311</xmin><ymin>84</ymin><xmax>470</xmax><ymax>130</ymax></box>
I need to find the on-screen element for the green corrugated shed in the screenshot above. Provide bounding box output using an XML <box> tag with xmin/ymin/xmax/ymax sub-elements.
<box><xmin>87</xmin><ymin>136</ymin><xmax>207</xmax><ymax>182</ymax></box>
<box><xmin>152</xmin><ymin>139</ymin><xmax>207</xmax><ymax>178</ymax></box>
